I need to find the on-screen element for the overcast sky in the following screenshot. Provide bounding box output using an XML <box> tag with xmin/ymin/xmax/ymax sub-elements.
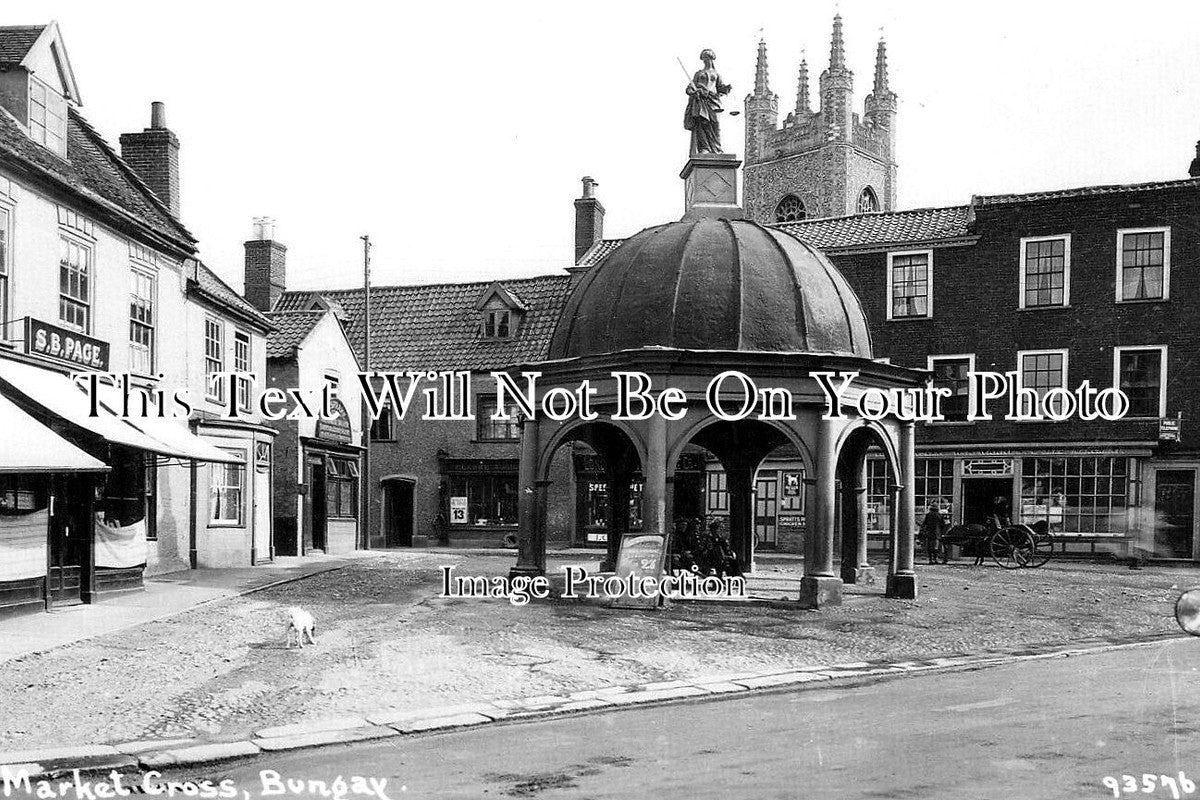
<box><xmin>8</xmin><ymin>1</ymin><xmax>1200</xmax><ymax>292</ymax></box>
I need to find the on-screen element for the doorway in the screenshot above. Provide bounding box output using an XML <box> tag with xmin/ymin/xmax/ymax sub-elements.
<box><xmin>382</xmin><ymin>478</ymin><xmax>415</xmax><ymax>547</ymax></box>
<box><xmin>48</xmin><ymin>475</ymin><xmax>90</xmax><ymax>605</ymax></box>
<box><xmin>754</xmin><ymin>474</ymin><xmax>779</xmax><ymax>548</ymax></box>
<box><xmin>305</xmin><ymin>456</ymin><xmax>327</xmax><ymax>553</ymax></box>
<box><xmin>961</xmin><ymin>477</ymin><xmax>1013</xmax><ymax>526</ymax></box>
<box><xmin>1154</xmin><ymin>469</ymin><xmax>1195</xmax><ymax>559</ymax></box>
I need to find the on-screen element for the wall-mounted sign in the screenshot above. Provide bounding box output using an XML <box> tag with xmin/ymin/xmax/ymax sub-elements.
<box><xmin>24</xmin><ymin>317</ymin><xmax>109</xmax><ymax>370</ymax></box>
<box><xmin>782</xmin><ymin>471</ymin><xmax>803</xmax><ymax>497</ymax></box>
<box><xmin>1160</xmin><ymin>418</ymin><xmax>1182</xmax><ymax>442</ymax></box>
<box><xmin>449</xmin><ymin>496</ymin><xmax>468</xmax><ymax>524</ymax></box>
<box><xmin>314</xmin><ymin>399</ymin><xmax>353</xmax><ymax>443</ymax></box>
<box><xmin>962</xmin><ymin>458</ymin><xmax>1014</xmax><ymax>476</ymax></box>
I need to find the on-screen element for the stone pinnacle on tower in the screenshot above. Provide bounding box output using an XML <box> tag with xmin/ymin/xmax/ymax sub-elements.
<box><xmin>829</xmin><ymin>14</ymin><xmax>846</xmax><ymax>72</ymax></box>
<box><xmin>754</xmin><ymin>39</ymin><xmax>770</xmax><ymax>95</ymax></box>
<box><xmin>796</xmin><ymin>54</ymin><xmax>810</xmax><ymax>115</ymax></box>
<box><xmin>874</xmin><ymin>38</ymin><xmax>889</xmax><ymax>93</ymax></box>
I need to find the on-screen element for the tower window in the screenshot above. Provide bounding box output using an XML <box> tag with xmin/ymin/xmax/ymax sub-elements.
<box><xmin>857</xmin><ymin>187</ymin><xmax>880</xmax><ymax>213</ymax></box>
<box><xmin>773</xmin><ymin>195</ymin><xmax>806</xmax><ymax>223</ymax></box>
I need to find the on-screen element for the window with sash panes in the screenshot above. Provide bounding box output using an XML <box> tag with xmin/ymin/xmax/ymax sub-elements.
<box><xmin>129</xmin><ymin>269</ymin><xmax>155</xmax><ymax>374</ymax></box>
<box><xmin>59</xmin><ymin>237</ymin><xmax>91</xmax><ymax>332</ymax></box>
<box><xmin>929</xmin><ymin>356</ymin><xmax>972</xmax><ymax>422</ymax></box>
<box><xmin>887</xmin><ymin>251</ymin><xmax>931</xmax><ymax>319</ymax></box>
<box><xmin>1117</xmin><ymin>347</ymin><xmax>1165</xmax><ymax>418</ymax></box>
<box><xmin>28</xmin><ymin>76</ymin><xmax>66</xmax><ymax>157</ymax></box>
<box><xmin>476</xmin><ymin>397</ymin><xmax>521</xmax><ymax>440</ymax></box>
<box><xmin>1118</xmin><ymin>229</ymin><xmax>1168</xmax><ymax>301</ymax></box>
<box><xmin>0</xmin><ymin>207</ymin><xmax>8</xmax><ymax>334</ymax></box>
<box><xmin>205</xmin><ymin>318</ymin><xmax>225</xmax><ymax>403</ymax></box>
<box><xmin>1021</xmin><ymin>236</ymin><xmax>1068</xmax><ymax>308</ymax></box>
<box><xmin>209</xmin><ymin>451</ymin><xmax>245</xmax><ymax>526</ymax></box>
<box><xmin>234</xmin><ymin>331</ymin><xmax>251</xmax><ymax>411</ymax></box>
<box><xmin>1018</xmin><ymin>350</ymin><xmax>1067</xmax><ymax>417</ymax></box>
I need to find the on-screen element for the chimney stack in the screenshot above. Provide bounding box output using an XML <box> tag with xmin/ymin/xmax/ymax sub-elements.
<box><xmin>244</xmin><ymin>217</ymin><xmax>287</xmax><ymax>312</ymax></box>
<box><xmin>120</xmin><ymin>102</ymin><xmax>182</xmax><ymax>218</ymax></box>
<box><xmin>1190</xmin><ymin>140</ymin><xmax>1200</xmax><ymax>178</ymax></box>
<box><xmin>573</xmin><ymin>176</ymin><xmax>605</xmax><ymax>264</ymax></box>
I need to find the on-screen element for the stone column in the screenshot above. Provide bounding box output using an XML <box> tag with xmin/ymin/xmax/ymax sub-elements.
<box><xmin>801</xmin><ymin>417</ymin><xmax>843</xmax><ymax>607</ymax></box>
<box><xmin>886</xmin><ymin>421</ymin><xmax>918</xmax><ymax>599</ymax></box>
<box><xmin>727</xmin><ymin>467</ymin><xmax>754</xmax><ymax>571</ymax></box>
<box><xmin>854</xmin><ymin>471</ymin><xmax>875</xmax><ymax>584</ymax></box>
<box><xmin>511</xmin><ymin>417</ymin><xmax>543</xmax><ymax>578</ymax></box>
<box><xmin>643</xmin><ymin>415</ymin><xmax>668</xmax><ymax>536</ymax></box>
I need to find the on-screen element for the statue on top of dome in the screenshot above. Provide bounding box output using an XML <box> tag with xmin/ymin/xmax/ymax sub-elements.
<box><xmin>683</xmin><ymin>49</ymin><xmax>731</xmax><ymax>156</ymax></box>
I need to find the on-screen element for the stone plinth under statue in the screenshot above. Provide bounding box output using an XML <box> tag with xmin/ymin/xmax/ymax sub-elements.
<box><xmin>680</xmin><ymin>154</ymin><xmax>744</xmax><ymax>220</ymax></box>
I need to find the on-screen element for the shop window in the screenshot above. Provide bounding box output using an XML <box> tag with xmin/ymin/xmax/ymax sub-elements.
<box><xmin>886</xmin><ymin>250</ymin><xmax>932</xmax><ymax>320</ymax></box>
<box><xmin>129</xmin><ymin>268</ymin><xmax>156</xmax><ymax>374</ymax></box>
<box><xmin>928</xmin><ymin>355</ymin><xmax>974</xmax><ymax>422</ymax></box>
<box><xmin>1117</xmin><ymin>228</ymin><xmax>1169</xmax><ymax>302</ymax></box>
<box><xmin>205</xmin><ymin>318</ymin><xmax>225</xmax><ymax>403</ymax></box>
<box><xmin>144</xmin><ymin>460</ymin><xmax>158</xmax><ymax>541</ymax></box>
<box><xmin>476</xmin><ymin>398</ymin><xmax>521</xmax><ymax>441</ymax></box>
<box><xmin>209</xmin><ymin>451</ymin><xmax>245</xmax><ymax>526</ymax></box>
<box><xmin>914</xmin><ymin>458</ymin><xmax>954</xmax><ymax>525</ymax></box>
<box><xmin>448</xmin><ymin>473</ymin><xmax>519</xmax><ymax>526</ymax></box>
<box><xmin>326</xmin><ymin>456</ymin><xmax>359</xmax><ymax>518</ymax></box>
<box><xmin>705</xmin><ymin>470</ymin><xmax>729</xmax><ymax>512</ymax></box>
<box><xmin>59</xmin><ymin>236</ymin><xmax>92</xmax><ymax>333</ymax></box>
<box><xmin>1115</xmin><ymin>346</ymin><xmax>1166</xmax><ymax>418</ymax></box>
<box><xmin>1020</xmin><ymin>457</ymin><xmax>1129</xmax><ymax>535</ymax></box>
<box><xmin>628</xmin><ymin>480</ymin><xmax>644</xmax><ymax>530</ymax></box>
<box><xmin>1020</xmin><ymin>235</ymin><xmax>1070</xmax><ymax>308</ymax></box>
<box><xmin>0</xmin><ymin>475</ymin><xmax>47</xmax><ymax>514</ymax></box>
<box><xmin>583</xmin><ymin>480</ymin><xmax>610</xmax><ymax>538</ymax></box>
<box><xmin>370</xmin><ymin>401</ymin><xmax>396</xmax><ymax>441</ymax></box>
<box><xmin>100</xmin><ymin>451</ymin><xmax>149</xmax><ymax>528</ymax></box>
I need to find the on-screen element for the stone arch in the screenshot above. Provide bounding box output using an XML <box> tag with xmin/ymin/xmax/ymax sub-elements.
<box><xmin>536</xmin><ymin>418</ymin><xmax>646</xmax><ymax>484</ymax></box>
<box><xmin>667</xmin><ymin>413</ymin><xmax>815</xmax><ymax>480</ymax></box>
<box><xmin>833</xmin><ymin>419</ymin><xmax>903</xmax><ymax>588</ymax></box>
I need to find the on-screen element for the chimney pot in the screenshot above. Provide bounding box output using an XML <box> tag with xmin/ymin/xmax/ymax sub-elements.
<box><xmin>150</xmin><ymin>101</ymin><xmax>166</xmax><ymax>129</ymax></box>
<box><xmin>252</xmin><ymin>216</ymin><xmax>276</xmax><ymax>241</ymax></box>
<box><xmin>581</xmin><ymin>176</ymin><xmax>598</xmax><ymax>199</ymax></box>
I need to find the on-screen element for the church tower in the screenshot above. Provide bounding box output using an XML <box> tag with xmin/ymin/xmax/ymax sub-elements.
<box><xmin>743</xmin><ymin>16</ymin><xmax>898</xmax><ymax>223</ymax></box>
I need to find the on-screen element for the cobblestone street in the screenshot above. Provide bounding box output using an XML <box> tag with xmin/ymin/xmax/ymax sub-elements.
<box><xmin>0</xmin><ymin>551</ymin><xmax>1192</xmax><ymax>750</ymax></box>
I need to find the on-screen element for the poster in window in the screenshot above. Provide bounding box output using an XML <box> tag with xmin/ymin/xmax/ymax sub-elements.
<box><xmin>449</xmin><ymin>496</ymin><xmax>468</xmax><ymax>524</ymax></box>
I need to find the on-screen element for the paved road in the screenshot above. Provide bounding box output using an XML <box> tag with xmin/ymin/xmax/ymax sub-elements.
<box><xmin>175</xmin><ymin>638</ymin><xmax>1200</xmax><ymax>799</ymax></box>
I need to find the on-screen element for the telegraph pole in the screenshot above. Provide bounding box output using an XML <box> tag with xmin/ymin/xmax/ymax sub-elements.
<box><xmin>360</xmin><ymin>235</ymin><xmax>372</xmax><ymax>550</ymax></box>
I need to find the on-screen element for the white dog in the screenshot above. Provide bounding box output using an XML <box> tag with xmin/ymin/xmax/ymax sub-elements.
<box><xmin>284</xmin><ymin>606</ymin><xmax>316</xmax><ymax>649</ymax></box>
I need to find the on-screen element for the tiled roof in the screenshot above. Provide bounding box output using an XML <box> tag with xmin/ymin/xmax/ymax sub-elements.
<box><xmin>580</xmin><ymin>207</ymin><xmax>974</xmax><ymax>263</ymax></box>
<box><xmin>265</xmin><ymin>311</ymin><xmax>324</xmax><ymax>359</ymax></box>
<box><xmin>0</xmin><ymin>25</ymin><xmax>44</xmax><ymax>65</ymax></box>
<box><xmin>0</xmin><ymin>105</ymin><xmax>195</xmax><ymax>249</ymax></box>
<box><xmin>193</xmin><ymin>263</ymin><xmax>273</xmax><ymax>330</ymax></box>
<box><xmin>276</xmin><ymin>274</ymin><xmax>575</xmax><ymax>372</ymax></box>
<box><xmin>775</xmin><ymin>206</ymin><xmax>973</xmax><ymax>250</ymax></box>
<box><xmin>975</xmin><ymin>177</ymin><xmax>1200</xmax><ymax>206</ymax></box>
<box><xmin>577</xmin><ymin>239</ymin><xmax>624</xmax><ymax>268</ymax></box>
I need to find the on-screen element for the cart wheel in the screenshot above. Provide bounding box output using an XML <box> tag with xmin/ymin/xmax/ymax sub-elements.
<box><xmin>989</xmin><ymin>526</ymin><xmax>1034</xmax><ymax>569</ymax></box>
<box><xmin>1024</xmin><ymin>526</ymin><xmax>1054</xmax><ymax>568</ymax></box>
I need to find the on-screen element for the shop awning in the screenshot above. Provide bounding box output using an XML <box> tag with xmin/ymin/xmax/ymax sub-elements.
<box><xmin>0</xmin><ymin>391</ymin><xmax>106</xmax><ymax>473</ymax></box>
<box><xmin>93</xmin><ymin>383</ymin><xmax>239</xmax><ymax>464</ymax></box>
<box><xmin>0</xmin><ymin>359</ymin><xmax>236</xmax><ymax>463</ymax></box>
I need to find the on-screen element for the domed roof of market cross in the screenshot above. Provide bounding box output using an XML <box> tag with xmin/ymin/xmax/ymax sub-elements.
<box><xmin>548</xmin><ymin>218</ymin><xmax>873</xmax><ymax>360</ymax></box>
